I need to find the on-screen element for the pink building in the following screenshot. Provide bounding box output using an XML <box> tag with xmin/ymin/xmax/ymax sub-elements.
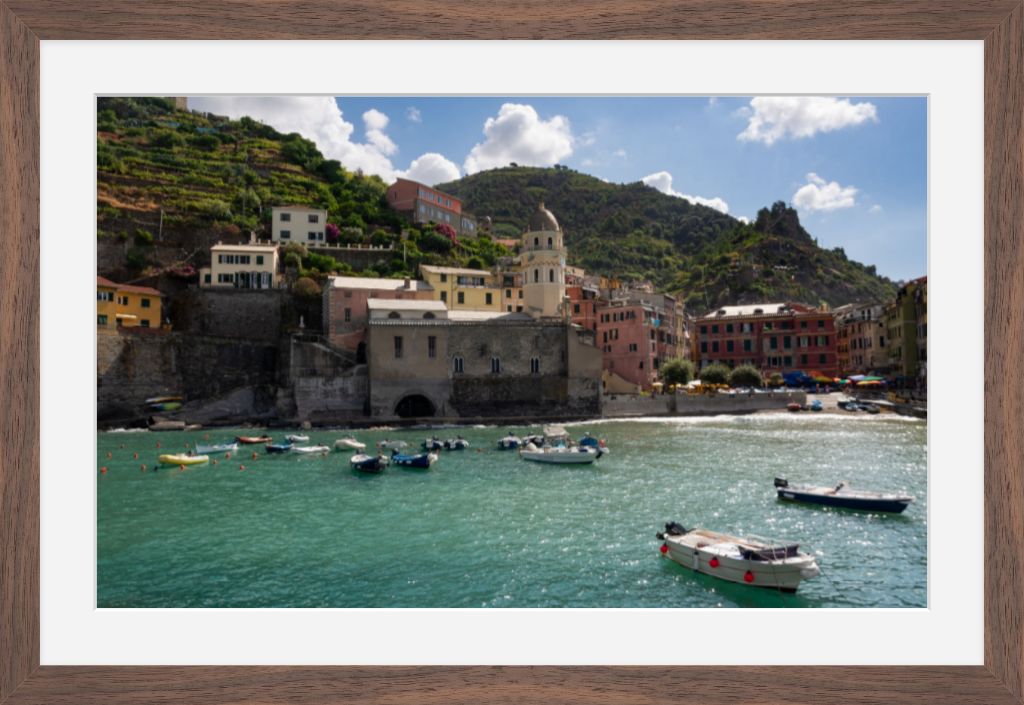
<box><xmin>385</xmin><ymin>178</ymin><xmax>478</xmax><ymax>236</ymax></box>
<box><xmin>322</xmin><ymin>276</ymin><xmax>434</xmax><ymax>359</ymax></box>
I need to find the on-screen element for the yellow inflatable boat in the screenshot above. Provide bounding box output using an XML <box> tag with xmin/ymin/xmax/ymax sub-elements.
<box><xmin>157</xmin><ymin>453</ymin><xmax>209</xmax><ymax>466</ymax></box>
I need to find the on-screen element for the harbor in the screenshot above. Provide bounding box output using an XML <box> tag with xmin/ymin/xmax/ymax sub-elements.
<box><xmin>97</xmin><ymin>413</ymin><xmax>927</xmax><ymax>608</ymax></box>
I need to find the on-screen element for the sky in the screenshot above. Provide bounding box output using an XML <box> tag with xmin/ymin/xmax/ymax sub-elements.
<box><xmin>188</xmin><ymin>96</ymin><xmax>927</xmax><ymax>281</ymax></box>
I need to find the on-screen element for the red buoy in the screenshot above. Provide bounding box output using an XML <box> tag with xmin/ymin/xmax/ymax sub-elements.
<box><xmin>156</xmin><ymin>442</ymin><xmax>161</xmax><ymax>448</ymax></box>
<box><xmin>744</xmin><ymin>570</ymin><xmax>755</xmax><ymax>583</ymax></box>
<box><xmin>659</xmin><ymin>544</ymin><xmax>668</xmax><ymax>554</ymax></box>
<box><xmin>709</xmin><ymin>557</ymin><xmax>720</xmax><ymax>568</ymax></box>
<box><xmin>100</xmin><ymin>466</ymin><xmax>107</xmax><ymax>474</ymax></box>
<box><xmin>133</xmin><ymin>452</ymin><xmax>139</xmax><ymax>460</ymax></box>
<box><xmin>251</xmin><ymin>452</ymin><xmax>257</xmax><ymax>460</ymax></box>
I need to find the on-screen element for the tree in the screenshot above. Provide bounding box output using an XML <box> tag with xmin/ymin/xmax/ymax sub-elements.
<box><xmin>325</xmin><ymin>223</ymin><xmax>341</xmax><ymax>244</ymax></box>
<box><xmin>768</xmin><ymin>372</ymin><xmax>785</xmax><ymax>388</ymax></box>
<box><xmin>660</xmin><ymin>357</ymin><xmax>695</xmax><ymax>386</ymax></box>
<box><xmin>728</xmin><ymin>364</ymin><xmax>763</xmax><ymax>388</ymax></box>
<box><xmin>292</xmin><ymin>277</ymin><xmax>321</xmax><ymax>298</ymax></box>
<box><xmin>699</xmin><ymin>362</ymin><xmax>731</xmax><ymax>386</ymax></box>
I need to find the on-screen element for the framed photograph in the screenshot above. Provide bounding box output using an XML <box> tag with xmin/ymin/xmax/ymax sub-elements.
<box><xmin>3</xmin><ymin>3</ymin><xmax>1022</xmax><ymax>703</ymax></box>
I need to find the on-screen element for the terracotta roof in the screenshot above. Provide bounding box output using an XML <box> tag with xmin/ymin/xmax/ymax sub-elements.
<box><xmin>97</xmin><ymin>275</ymin><xmax>162</xmax><ymax>297</ymax></box>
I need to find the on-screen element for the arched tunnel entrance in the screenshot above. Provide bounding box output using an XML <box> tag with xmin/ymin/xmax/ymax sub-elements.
<box><xmin>395</xmin><ymin>394</ymin><xmax>436</xmax><ymax>418</ymax></box>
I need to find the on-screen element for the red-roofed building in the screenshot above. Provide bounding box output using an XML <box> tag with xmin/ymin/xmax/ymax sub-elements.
<box><xmin>386</xmin><ymin>178</ymin><xmax>478</xmax><ymax>236</ymax></box>
<box><xmin>97</xmin><ymin>276</ymin><xmax>165</xmax><ymax>330</ymax></box>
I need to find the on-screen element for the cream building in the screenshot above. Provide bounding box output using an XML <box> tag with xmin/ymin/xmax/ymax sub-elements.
<box><xmin>520</xmin><ymin>201</ymin><xmax>566</xmax><ymax>318</ymax></box>
<box><xmin>271</xmin><ymin>205</ymin><xmax>328</xmax><ymax>244</ymax></box>
<box><xmin>418</xmin><ymin>265</ymin><xmax>502</xmax><ymax>312</ymax></box>
<box><xmin>200</xmin><ymin>242</ymin><xmax>280</xmax><ymax>289</ymax></box>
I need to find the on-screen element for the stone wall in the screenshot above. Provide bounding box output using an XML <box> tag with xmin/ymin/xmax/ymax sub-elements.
<box><xmin>97</xmin><ymin>329</ymin><xmax>279</xmax><ymax>425</ymax></box>
<box><xmin>601</xmin><ymin>391</ymin><xmax>808</xmax><ymax>418</ymax></box>
<box><xmin>170</xmin><ymin>288</ymin><xmax>285</xmax><ymax>343</ymax></box>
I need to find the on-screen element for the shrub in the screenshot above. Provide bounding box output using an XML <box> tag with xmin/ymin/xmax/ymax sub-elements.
<box><xmin>768</xmin><ymin>372</ymin><xmax>785</xmax><ymax>387</ymax></box>
<box><xmin>133</xmin><ymin>228</ymin><xmax>154</xmax><ymax>246</ymax></box>
<box><xmin>698</xmin><ymin>362</ymin><xmax>731</xmax><ymax>386</ymax></box>
<box><xmin>150</xmin><ymin>129</ymin><xmax>185</xmax><ymax>149</ymax></box>
<box><xmin>660</xmin><ymin>357</ymin><xmax>695</xmax><ymax>386</ymax></box>
<box><xmin>293</xmin><ymin>277</ymin><xmax>322</xmax><ymax>298</ymax></box>
<box><xmin>325</xmin><ymin>223</ymin><xmax>340</xmax><ymax>244</ymax></box>
<box><xmin>284</xmin><ymin>252</ymin><xmax>302</xmax><ymax>270</ymax></box>
<box><xmin>728</xmin><ymin>364</ymin><xmax>763</xmax><ymax>388</ymax></box>
<box><xmin>188</xmin><ymin>134</ymin><xmax>220</xmax><ymax>151</ymax></box>
<box><xmin>283</xmin><ymin>242</ymin><xmax>309</xmax><ymax>259</ymax></box>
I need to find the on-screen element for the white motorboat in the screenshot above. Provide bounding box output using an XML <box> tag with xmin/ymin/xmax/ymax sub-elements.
<box><xmin>291</xmin><ymin>445</ymin><xmax>330</xmax><ymax>455</ymax></box>
<box><xmin>497</xmin><ymin>433</ymin><xmax>523</xmax><ymax>450</ymax></box>
<box><xmin>376</xmin><ymin>439</ymin><xmax>408</xmax><ymax>451</ymax></box>
<box><xmin>519</xmin><ymin>443</ymin><xmax>601</xmax><ymax>465</ymax></box>
<box><xmin>285</xmin><ymin>434</ymin><xmax>310</xmax><ymax>443</ymax></box>
<box><xmin>444</xmin><ymin>437</ymin><xmax>470</xmax><ymax>450</ymax></box>
<box><xmin>194</xmin><ymin>442</ymin><xmax>238</xmax><ymax>455</ymax></box>
<box><xmin>351</xmin><ymin>453</ymin><xmax>390</xmax><ymax>473</ymax></box>
<box><xmin>334</xmin><ymin>437</ymin><xmax>366</xmax><ymax>452</ymax></box>
<box><xmin>656</xmin><ymin>522</ymin><xmax>820</xmax><ymax>593</ymax></box>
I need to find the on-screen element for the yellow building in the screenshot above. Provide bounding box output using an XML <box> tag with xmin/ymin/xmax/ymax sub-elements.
<box><xmin>97</xmin><ymin>276</ymin><xmax>163</xmax><ymax>329</ymax></box>
<box><xmin>418</xmin><ymin>265</ymin><xmax>502</xmax><ymax>312</ymax></box>
<box><xmin>200</xmin><ymin>242</ymin><xmax>280</xmax><ymax>289</ymax></box>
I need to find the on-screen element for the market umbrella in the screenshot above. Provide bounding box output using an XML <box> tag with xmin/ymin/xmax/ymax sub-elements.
<box><xmin>856</xmin><ymin>380</ymin><xmax>884</xmax><ymax>387</ymax></box>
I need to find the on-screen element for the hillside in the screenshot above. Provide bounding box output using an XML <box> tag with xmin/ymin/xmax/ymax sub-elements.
<box><xmin>95</xmin><ymin>97</ymin><xmax>506</xmax><ymax>283</ymax></box>
<box><xmin>437</xmin><ymin>167</ymin><xmax>897</xmax><ymax>312</ymax></box>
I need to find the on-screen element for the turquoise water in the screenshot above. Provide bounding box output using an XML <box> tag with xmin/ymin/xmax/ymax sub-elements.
<box><xmin>97</xmin><ymin>414</ymin><xmax>927</xmax><ymax>608</ymax></box>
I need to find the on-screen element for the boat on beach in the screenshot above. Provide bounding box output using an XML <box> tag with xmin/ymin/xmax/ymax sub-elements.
<box><xmin>334</xmin><ymin>437</ymin><xmax>366</xmax><ymax>452</ymax></box>
<box><xmin>285</xmin><ymin>434</ymin><xmax>310</xmax><ymax>443</ymax></box>
<box><xmin>292</xmin><ymin>445</ymin><xmax>330</xmax><ymax>455</ymax></box>
<box><xmin>158</xmin><ymin>453</ymin><xmax>209</xmax><ymax>466</ymax></box>
<box><xmin>656</xmin><ymin>522</ymin><xmax>820</xmax><ymax>593</ymax></box>
<box><xmin>774</xmin><ymin>478</ymin><xmax>913</xmax><ymax>513</ymax></box>
<box><xmin>194</xmin><ymin>442</ymin><xmax>238</xmax><ymax>454</ymax></box>
<box><xmin>265</xmin><ymin>443</ymin><xmax>293</xmax><ymax>454</ymax></box>
<box><xmin>391</xmin><ymin>450</ymin><xmax>438</xmax><ymax>468</ymax></box>
<box><xmin>350</xmin><ymin>453</ymin><xmax>390</xmax><ymax>473</ymax></box>
<box><xmin>787</xmin><ymin>402</ymin><xmax>803</xmax><ymax>412</ymax></box>
<box><xmin>236</xmin><ymin>435</ymin><xmax>272</xmax><ymax>444</ymax></box>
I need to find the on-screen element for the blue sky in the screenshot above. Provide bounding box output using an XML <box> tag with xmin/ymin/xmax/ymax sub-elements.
<box><xmin>189</xmin><ymin>96</ymin><xmax>926</xmax><ymax>281</ymax></box>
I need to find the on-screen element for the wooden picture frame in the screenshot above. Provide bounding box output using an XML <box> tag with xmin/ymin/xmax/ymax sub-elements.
<box><xmin>2</xmin><ymin>3</ymin><xmax>1021</xmax><ymax>702</ymax></box>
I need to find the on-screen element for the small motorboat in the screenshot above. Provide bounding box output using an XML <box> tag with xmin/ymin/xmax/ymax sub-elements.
<box><xmin>265</xmin><ymin>443</ymin><xmax>293</xmax><ymax>454</ymax></box>
<box><xmin>519</xmin><ymin>443</ymin><xmax>601</xmax><ymax>465</ymax></box>
<box><xmin>351</xmin><ymin>453</ymin><xmax>390</xmax><ymax>473</ymax></box>
<box><xmin>656</xmin><ymin>522</ymin><xmax>820</xmax><ymax>593</ymax></box>
<box><xmin>497</xmin><ymin>433</ymin><xmax>522</xmax><ymax>450</ymax></box>
<box><xmin>158</xmin><ymin>453</ymin><xmax>209</xmax><ymax>466</ymax></box>
<box><xmin>292</xmin><ymin>445</ymin><xmax>330</xmax><ymax>455</ymax></box>
<box><xmin>335</xmin><ymin>437</ymin><xmax>366</xmax><ymax>452</ymax></box>
<box><xmin>860</xmin><ymin>402</ymin><xmax>880</xmax><ymax>414</ymax></box>
<box><xmin>149</xmin><ymin>401</ymin><xmax>182</xmax><ymax>412</ymax></box>
<box><xmin>422</xmin><ymin>437</ymin><xmax>444</xmax><ymax>451</ymax></box>
<box><xmin>236</xmin><ymin>435</ymin><xmax>272</xmax><ymax>444</ymax></box>
<box><xmin>786</xmin><ymin>402</ymin><xmax>803</xmax><ymax>412</ymax></box>
<box><xmin>809</xmin><ymin>399</ymin><xmax>823</xmax><ymax>412</ymax></box>
<box><xmin>391</xmin><ymin>450</ymin><xmax>438</xmax><ymax>468</ymax></box>
<box><xmin>194</xmin><ymin>442</ymin><xmax>238</xmax><ymax>454</ymax></box>
<box><xmin>145</xmin><ymin>395</ymin><xmax>183</xmax><ymax>405</ymax></box>
<box><xmin>444</xmin><ymin>437</ymin><xmax>470</xmax><ymax>451</ymax></box>
<box><xmin>578</xmin><ymin>433</ymin><xmax>610</xmax><ymax>455</ymax></box>
<box><xmin>377</xmin><ymin>439</ymin><xmax>408</xmax><ymax>451</ymax></box>
<box><xmin>774</xmin><ymin>478</ymin><xmax>913</xmax><ymax>513</ymax></box>
<box><xmin>285</xmin><ymin>434</ymin><xmax>310</xmax><ymax>443</ymax></box>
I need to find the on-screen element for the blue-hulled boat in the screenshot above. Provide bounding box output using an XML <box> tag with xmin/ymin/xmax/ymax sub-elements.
<box><xmin>351</xmin><ymin>453</ymin><xmax>390</xmax><ymax>473</ymax></box>
<box><xmin>391</xmin><ymin>450</ymin><xmax>438</xmax><ymax>468</ymax></box>
<box><xmin>497</xmin><ymin>433</ymin><xmax>522</xmax><ymax>450</ymax></box>
<box><xmin>774</xmin><ymin>478</ymin><xmax>913</xmax><ymax>513</ymax></box>
<box><xmin>578</xmin><ymin>433</ymin><xmax>609</xmax><ymax>455</ymax></box>
<box><xmin>809</xmin><ymin>399</ymin><xmax>823</xmax><ymax>412</ymax></box>
<box><xmin>265</xmin><ymin>443</ymin><xmax>293</xmax><ymax>454</ymax></box>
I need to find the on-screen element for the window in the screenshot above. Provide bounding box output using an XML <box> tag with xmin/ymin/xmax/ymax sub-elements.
<box><xmin>547</xmin><ymin>236</ymin><xmax>553</xmax><ymax>247</ymax></box>
<box><xmin>534</xmin><ymin>237</ymin><xmax>539</xmax><ymax>247</ymax></box>
<box><xmin>726</xmin><ymin>340</ymin><xmax>734</xmax><ymax>352</ymax></box>
<box><xmin>726</xmin><ymin>323</ymin><xmax>734</xmax><ymax>333</ymax></box>
<box><xmin>141</xmin><ymin>298</ymin><xmax>151</xmax><ymax>308</ymax></box>
<box><xmin>491</xmin><ymin>357</ymin><xmax>501</xmax><ymax>374</ymax></box>
<box><xmin>453</xmin><ymin>356</ymin><xmax>464</xmax><ymax>374</ymax></box>
<box><xmin>783</xmin><ymin>335</ymin><xmax>791</xmax><ymax>349</ymax></box>
<box><xmin>308</xmin><ymin>232</ymin><xmax>318</xmax><ymax>241</ymax></box>
<box><xmin>118</xmin><ymin>295</ymin><xmax>129</xmax><ymax>306</ymax></box>
<box><xmin>388</xmin><ymin>311</ymin><xmax>401</xmax><ymax>319</ymax></box>
<box><xmin>280</xmin><ymin>213</ymin><xmax>291</xmax><ymax>222</ymax></box>
<box><xmin>97</xmin><ymin>314</ymin><xmax>108</xmax><ymax>325</ymax></box>
<box><xmin>428</xmin><ymin>336</ymin><xmax>437</xmax><ymax>359</ymax></box>
<box><xmin>573</xmin><ymin>303</ymin><xmax>580</xmax><ymax>314</ymax></box>
<box><xmin>743</xmin><ymin>339</ymin><xmax>752</xmax><ymax>352</ymax></box>
<box><xmin>533</xmin><ymin>269</ymin><xmax>539</xmax><ymax>283</ymax></box>
<box><xmin>506</xmin><ymin>289</ymin><xmax>512</xmax><ymax>298</ymax></box>
<box><xmin>394</xmin><ymin>336</ymin><xmax>403</xmax><ymax>359</ymax></box>
<box><xmin>817</xmin><ymin>319</ymin><xmax>825</xmax><ymax>329</ymax></box>
<box><xmin>141</xmin><ymin>320</ymin><xmax>150</xmax><ymax>328</ymax></box>
<box><xmin>280</xmin><ymin>230</ymin><xmax>291</xmax><ymax>240</ymax></box>
<box><xmin>712</xmin><ymin>341</ymin><xmax>719</xmax><ymax>353</ymax></box>
<box><xmin>308</xmin><ymin>214</ymin><xmax>319</xmax><ymax>223</ymax></box>
<box><xmin>800</xmin><ymin>321</ymin><xmax>808</xmax><ymax>329</ymax></box>
<box><xmin>256</xmin><ymin>255</ymin><xmax>264</xmax><ymax>265</ymax></box>
<box><xmin>441</xmin><ymin>273</ymin><xmax>447</xmax><ymax>283</ymax></box>
<box><xmin>518</xmin><ymin>290</ymin><xmax>523</xmax><ymax>299</ymax></box>
<box><xmin>457</xmin><ymin>292</ymin><xmax>465</xmax><ymax>305</ymax></box>
<box><xmin>507</xmin><ymin>305</ymin><xmax>513</xmax><ymax>312</ymax></box>
<box><xmin>97</xmin><ymin>290</ymin><xmax>114</xmax><ymax>302</ymax></box>
<box><xmin>700</xmin><ymin>325</ymin><xmax>707</xmax><ymax>334</ymax></box>
<box><xmin>712</xmin><ymin>325</ymin><xmax>719</xmax><ymax>334</ymax></box>
<box><xmin>801</xmin><ymin>354</ymin><xmax>808</xmax><ymax>365</ymax></box>
<box><xmin>440</xmin><ymin>291</ymin><xmax>447</xmax><ymax>303</ymax></box>
<box><xmin>344</xmin><ymin>308</ymin><xmax>351</xmax><ymax>322</ymax></box>
<box><xmin>770</xmin><ymin>336</ymin><xmax>778</xmax><ymax>350</ymax></box>
<box><xmin>485</xmin><ymin>292</ymin><xmax>493</xmax><ymax>305</ymax></box>
<box><xmin>548</xmin><ymin>269</ymin><xmax>555</xmax><ymax>283</ymax></box>
<box><xmin>203</xmin><ymin>273</ymin><xmax>211</xmax><ymax>284</ymax></box>
<box><xmin>628</xmin><ymin>343</ymin><xmax>638</xmax><ymax>352</ymax></box>
<box><xmin>530</xmin><ymin>357</ymin><xmax>540</xmax><ymax>374</ymax></box>
<box><xmin>217</xmin><ymin>273</ymin><xmax>234</xmax><ymax>283</ymax></box>
<box><xmin>819</xmin><ymin>353</ymin><xmax>827</xmax><ymax>364</ymax></box>
<box><xmin>516</xmin><ymin>305</ymin><xmax>523</xmax><ymax>312</ymax></box>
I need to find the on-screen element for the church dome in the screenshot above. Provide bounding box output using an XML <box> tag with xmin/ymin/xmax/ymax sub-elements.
<box><xmin>528</xmin><ymin>200</ymin><xmax>560</xmax><ymax>232</ymax></box>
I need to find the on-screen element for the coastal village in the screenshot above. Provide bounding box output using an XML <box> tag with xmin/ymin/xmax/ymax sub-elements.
<box><xmin>98</xmin><ymin>175</ymin><xmax>927</xmax><ymax>429</ymax></box>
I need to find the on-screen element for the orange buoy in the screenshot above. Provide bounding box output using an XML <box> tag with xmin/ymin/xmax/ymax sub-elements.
<box><xmin>225</xmin><ymin>452</ymin><xmax>231</xmax><ymax>459</ymax></box>
<box><xmin>179</xmin><ymin>464</ymin><xmax>185</xmax><ymax>471</ymax></box>
<box><xmin>156</xmin><ymin>441</ymin><xmax>161</xmax><ymax>448</ymax></box>
<box><xmin>100</xmin><ymin>466</ymin><xmax>108</xmax><ymax>474</ymax></box>
<box><xmin>140</xmin><ymin>464</ymin><xmax>147</xmax><ymax>471</ymax></box>
<box><xmin>239</xmin><ymin>464</ymin><xmax>246</xmax><ymax>471</ymax></box>
<box><xmin>106</xmin><ymin>452</ymin><xmax>112</xmax><ymax>459</ymax></box>
<box><xmin>251</xmin><ymin>452</ymin><xmax>257</xmax><ymax>460</ymax></box>
<box><xmin>133</xmin><ymin>452</ymin><xmax>139</xmax><ymax>460</ymax></box>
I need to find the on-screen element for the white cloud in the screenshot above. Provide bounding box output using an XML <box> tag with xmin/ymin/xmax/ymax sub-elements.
<box><xmin>869</xmin><ymin>204</ymin><xmax>883</xmax><ymax>214</ymax></box>
<box><xmin>641</xmin><ymin>171</ymin><xmax>730</xmax><ymax>214</ymax></box>
<box><xmin>737</xmin><ymin>97</ymin><xmax>878</xmax><ymax>145</ymax></box>
<box><xmin>399</xmin><ymin>152</ymin><xmax>461</xmax><ymax>186</ymax></box>
<box><xmin>737</xmin><ymin>216</ymin><xmax>751</xmax><ymax>224</ymax></box>
<box><xmin>406</xmin><ymin>106</ymin><xmax>422</xmax><ymax>123</ymax></box>
<box><xmin>708</xmin><ymin>97</ymin><xmax>719</xmax><ymax>107</ymax></box>
<box><xmin>613</xmin><ymin>148</ymin><xmax>628</xmax><ymax>158</ymax></box>
<box><xmin>793</xmin><ymin>173</ymin><xmax>858</xmax><ymax>212</ymax></box>
<box><xmin>463</xmin><ymin>103</ymin><xmax>574</xmax><ymax>174</ymax></box>
<box><xmin>189</xmin><ymin>96</ymin><xmax>400</xmax><ymax>181</ymax></box>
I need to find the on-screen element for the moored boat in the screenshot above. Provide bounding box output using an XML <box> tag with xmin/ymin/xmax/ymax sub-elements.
<box><xmin>422</xmin><ymin>437</ymin><xmax>444</xmax><ymax>451</ymax></box>
<box><xmin>519</xmin><ymin>444</ymin><xmax>601</xmax><ymax>465</ymax></box>
<box><xmin>578</xmin><ymin>433</ymin><xmax>609</xmax><ymax>455</ymax></box>
<box><xmin>351</xmin><ymin>453</ymin><xmax>390</xmax><ymax>473</ymax></box>
<box><xmin>265</xmin><ymin>443</ymin><xmax>293</xmax><ymax>454</ymax></box>
<box><xmin>158</xmin><ymin>453</ymin><xmax>209</xmax><ymax>466</ymax></box>
<box><xmin>787</xmin><ymin>402</ymin><xmax>803</xmax><ymax>412</ymax></box>
<box><xmin>377</xmin><ymin>439</ymin><xmax>408</xmax><ymax>451</ymax></box>
<box><xmin>391</xmin><ymin>450</ymin><xmax>438</xmax><ymax>468</ymax></box>
<box><xmin>292</xmin><ymin>445</ymin><xmax>330</xmax><ymax>455</ymax></box>
<box><xmin>194</xmin><ymin>442</ymin><xmax>238</xmax><ymax>454</ymax></box>
<box><xmin>444</xmin><ymin>437</ymin><xmax>469</xmax><ymax>450</ymax></box>
<box><xmin>809</xmin><ymin>399</ymin><xmax>823</xmax><ymax>412</ymax></box>
<box><xmin>656</xmin><ymin>522</ymin><xmax>820</xmax><ymax>593</ymax></box>
<box><xmin>285</xmin><ymin>434</ymin><xmax>310</xmax><ymax>443</ymax></box>
<box><xmin>334</xmin><ymin>437</ymin><xmax>366</xmax><ymax>452</ymax></box>
<box><xmin>774</xmin><ymin>478</ymin><xmax>913</xmax><ymax>513</ymax></box>
<box><xmin>236</xmin><ymin>435</ymin><xmax>272</xmax><ymax>444</ymax></box>
<box><xmin>497</xmin><ymin>433</ymin><xmax>523</xmax><ymax>450</ymax></box>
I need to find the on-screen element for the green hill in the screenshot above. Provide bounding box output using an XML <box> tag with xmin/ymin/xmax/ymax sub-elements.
<box><xmin>437</xmin><ymin>166</ymin><xmax>897</xmax><ymax>312</ymax></box>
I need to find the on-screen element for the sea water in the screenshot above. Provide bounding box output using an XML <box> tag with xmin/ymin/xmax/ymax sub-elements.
<box><xmin>97</xmin><ymin>414</ymin><xmax>927</xmax><ymax>608</ymax></box>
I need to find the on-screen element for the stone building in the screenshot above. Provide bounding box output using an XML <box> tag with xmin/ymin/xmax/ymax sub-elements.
<box><xmin>520</xmin><ymin>201</ymin><xmax>567</xmax><ymax>318</ymax></box>
<box><xmin>321</xmin><ymin>275</ymin><xmax>434</xmax><ymax>358</ymax></box>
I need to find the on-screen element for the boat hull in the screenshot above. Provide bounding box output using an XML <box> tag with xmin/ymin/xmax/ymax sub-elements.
<box><xmin>777</xmin><ymin>489</ymin><xmax>911</xmax><ymax>513</ymax></box>
<box><xmin>351</xmin><ymin>454</ymin><xmax>389</xmax><ymax>473</ymax></box>
<box><xmin>265</xmin><ymin>444</ymin><xmax>293</xmax><ymax>454</ymax></box>
<box><xmin>661</xmin><ymin>536</ymin><xmax>817</xmax><ymax>593</ymax></box>
<box><xmin>236</xmin><ymin>436</ymin><xmax>272</xmax><ymax>444</ymax></box>
<box><xmin>158</xmin><ymin>454</ymin><xmax>209</xmax><ymax>466</ymax></box>
<box><xmin>392</xmin><ymin>452</ymin><xmax>437</xmax><ymax>468</ymax></box>
<box><xmin>334</xmin><ymin>439</ymin><xmax>365</xmax><ymax>452</ymax></box>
